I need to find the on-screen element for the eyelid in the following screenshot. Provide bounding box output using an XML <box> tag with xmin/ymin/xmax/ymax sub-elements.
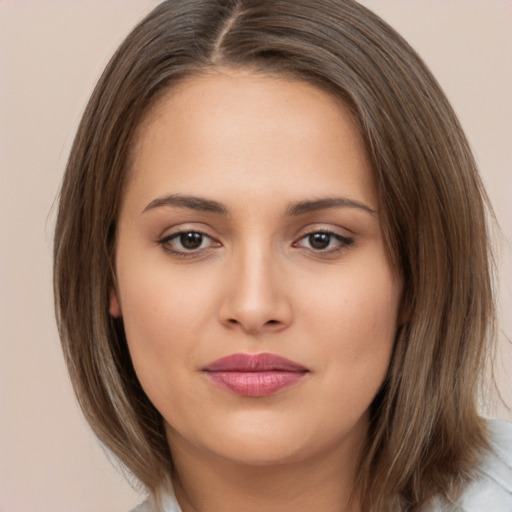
<box><xmin>155</xmin><ymin>223</ymin><xmax>354</xmax><ymax>258</ymax></box>
<box><xmin>156</xmin><ymin>220</ymin><xmax>219</xmax><ymax>243</ymax></box>
<box><xmin>293</xmin><ymin>223</ymin><xmax>354</xmax><ymax>241</ymax></box>
<box><xmin>159</xmin><ymin>229</ymin><xmax>211</xmax><ymax>244</ymax></box>
<box><xmin>292</xmin><ymin>227</ymin><xmax>355</xmax><ymax>254</ymax></box>
<box><xmin>157</xmin><ymin>227</ymin><xmax>222</xmax><ymax>257</ymax></box>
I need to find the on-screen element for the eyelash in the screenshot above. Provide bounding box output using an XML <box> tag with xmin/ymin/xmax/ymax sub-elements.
<box><xmin>157</xmin><ymin>229</ymin><xmax>354</xmax><ymax>257</ymax></box>
<box><xmin>293</xmin><ymin>230</ymin><xmax>354</xmax><ymax>254</ymax></box>
<box><xmin>158</xmin><ymin>230</ymin><xmax>218</xmax><ymax>258</ymax></box>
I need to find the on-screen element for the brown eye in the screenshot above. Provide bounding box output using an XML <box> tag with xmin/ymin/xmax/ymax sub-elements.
<box><xmin>308</xmin><ymin>233</ymin><xmax>331</xmax><ymax>250</ymax></box>
<box><xmin>159</xmin><ymin>230</ymin><xmax>218</xmax><ymax>255</ymax></box>
<box><xmin>295</xmin><ymin>230</ymin><xmax>354</xmax><ymax>253</ymax></box>
<box><xmin>180</xmin><ymin>232</ymin><xmax>204</xmax><ymax>250</ymax></box>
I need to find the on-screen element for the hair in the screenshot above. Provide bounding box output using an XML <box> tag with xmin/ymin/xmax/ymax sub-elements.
<box><xmin>53</xmin><ymin>1</ymin><xmax>496</xmax><ymax>510</ymax></box>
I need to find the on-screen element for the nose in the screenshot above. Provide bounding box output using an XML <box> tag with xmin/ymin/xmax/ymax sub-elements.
<box><xmin>218</xmin><ymin>245</ymin><xmax>293</xmax><ymax>335</ymax></box>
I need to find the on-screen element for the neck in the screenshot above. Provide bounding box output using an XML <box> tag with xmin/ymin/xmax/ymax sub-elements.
<box><xmin>166</xmin><ymin>425</ymin><xmax>366</xmax><ymax>512</ymax></box>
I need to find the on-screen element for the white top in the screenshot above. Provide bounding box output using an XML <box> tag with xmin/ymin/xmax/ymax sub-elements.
<box><xmin>130</xmin><ymin>419</ymin><xmax>512</xmax><ymax>512</ymax></box>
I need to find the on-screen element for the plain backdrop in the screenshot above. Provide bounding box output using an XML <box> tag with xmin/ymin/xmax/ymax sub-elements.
<box><xmin>0</xmin><ymin>1</ymin><xmax>510</xmax><ymax>511</ymax></box>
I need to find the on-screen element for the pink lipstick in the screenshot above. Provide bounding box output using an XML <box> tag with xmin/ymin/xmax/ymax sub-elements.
<box><xmin>203</xmin><ymin>353</ymin><xmax>309</xmax><ymax>397</ymax></box>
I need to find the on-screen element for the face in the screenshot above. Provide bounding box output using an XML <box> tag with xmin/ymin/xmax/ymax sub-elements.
<box><xmin>112</xmin><ymin>71</ymin><xmax>402</xmax><ymax>468</ymax></box>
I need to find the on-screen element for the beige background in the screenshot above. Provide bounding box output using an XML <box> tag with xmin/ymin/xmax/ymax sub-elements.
<box><xmin>0</xmin><ymin>1</ymin><xmax>510</xmax><ymax>511</ymax></box>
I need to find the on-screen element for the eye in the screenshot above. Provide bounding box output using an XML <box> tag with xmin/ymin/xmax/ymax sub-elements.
<box><xmin>294</xmin><ymin>231</ymin><xmax>353</xmax><ymax>252</ymax></box>
<box><xmin>158</xmin><ymin>230</ymin><xmax>218</xmax><ymax>255</ymax></box>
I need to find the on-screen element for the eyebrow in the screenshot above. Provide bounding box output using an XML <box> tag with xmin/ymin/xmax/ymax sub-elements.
<box><xmin>142</xmin><ymin>194</ymin><xmax>376</xmax><ymax>216</ymax></box>
<box><xmin>142</xmin><ymin>194</ymin><xmax>229</xmax><ymax>215</ymax></box>
<box><xmin>286</xmin><ymin>197</ymin><xmax>376</xmax><ymax>216</ymax></box>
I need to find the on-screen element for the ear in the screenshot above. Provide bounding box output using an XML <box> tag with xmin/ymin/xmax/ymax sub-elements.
<box><xmin>109</xmin><ymin>287</ymin><xmax>122</xmax><ymax>317</ymax></box>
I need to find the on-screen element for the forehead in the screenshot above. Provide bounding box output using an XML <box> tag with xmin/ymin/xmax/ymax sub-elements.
<box><xmin>126</xmin><ymin>70</ymin><xmax>376</xmax><ymax>209</ymax></box>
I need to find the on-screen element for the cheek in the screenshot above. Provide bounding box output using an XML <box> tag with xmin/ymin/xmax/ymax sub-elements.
<box><xmin>308</xmin><ymin>254</ymin><xmax>400</xmax><ymax>338</ymax></box>
<box><xmin>114</xmin><ymin>256</ymin><xmax>212</xmax><ymax>393</ymax></box>
<box><xmin>304</xmin><ymin>256</ymin><xmax>400</xmax><ymax>389</ymax></box>
<box><xmin>118</xmin><ymin>251</ymin><xmax>214</xmax><ymax>336</ymax></box>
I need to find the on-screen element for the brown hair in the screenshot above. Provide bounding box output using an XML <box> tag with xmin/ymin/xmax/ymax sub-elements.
<box><xmin>53</xmin><ymin>1</ymin><xmax>495</xmax><ymax>510</ymax></box>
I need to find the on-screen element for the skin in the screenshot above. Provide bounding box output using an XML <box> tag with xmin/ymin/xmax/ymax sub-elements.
<box><xmin>111</xmin><ymin>70</ymin><xmax>402</xmax><ymax>512</ymax></box>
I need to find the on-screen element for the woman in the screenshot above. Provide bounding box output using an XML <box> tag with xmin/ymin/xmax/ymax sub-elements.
<box><xmin>53</xmin><ymin>1</ymin><xmax>511</xmax><ymax>511</ymax></box>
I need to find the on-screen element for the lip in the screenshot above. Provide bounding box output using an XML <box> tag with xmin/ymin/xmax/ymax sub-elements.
<box><xmin>203</xmin><ymin>353</ymin><xmax>309</xmax><ymax>397</ymax></box>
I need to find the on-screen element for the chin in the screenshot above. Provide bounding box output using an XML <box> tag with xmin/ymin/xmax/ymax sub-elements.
<box><xmin>210</xmin><ymin>438</ymin><xmax>313</xmax><ymax>467</ymax></box>
<box><xmin>198</xmin><ymin>415</ymin><xmax>351</xmax><ymax>467</ymax></box>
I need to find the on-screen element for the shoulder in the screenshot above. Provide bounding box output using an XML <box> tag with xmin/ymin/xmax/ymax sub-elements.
<box><xmin>443</xmin><ymin>418</ymin><xmax>512</xmax><ymax>512</ymax></box>
<box><xmin>127</xmin><ymin>482</ymin><xmax>182</xmax><ymax>512</ymax></box>
<box><xmin>483</xmin><ymin>419</ymin><xmax>512</xmax><ymax>487</ymax></box>
<box><xmin>128</xmin><ymin>501</ymin><xmax>153</xmax><ymax>512</ymax></box>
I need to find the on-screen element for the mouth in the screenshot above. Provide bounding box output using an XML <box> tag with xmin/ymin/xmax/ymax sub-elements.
<box><xmin>202</xmin><ymin>353</ymin><xmax>310</xmax><ymax>397</ymax></box>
